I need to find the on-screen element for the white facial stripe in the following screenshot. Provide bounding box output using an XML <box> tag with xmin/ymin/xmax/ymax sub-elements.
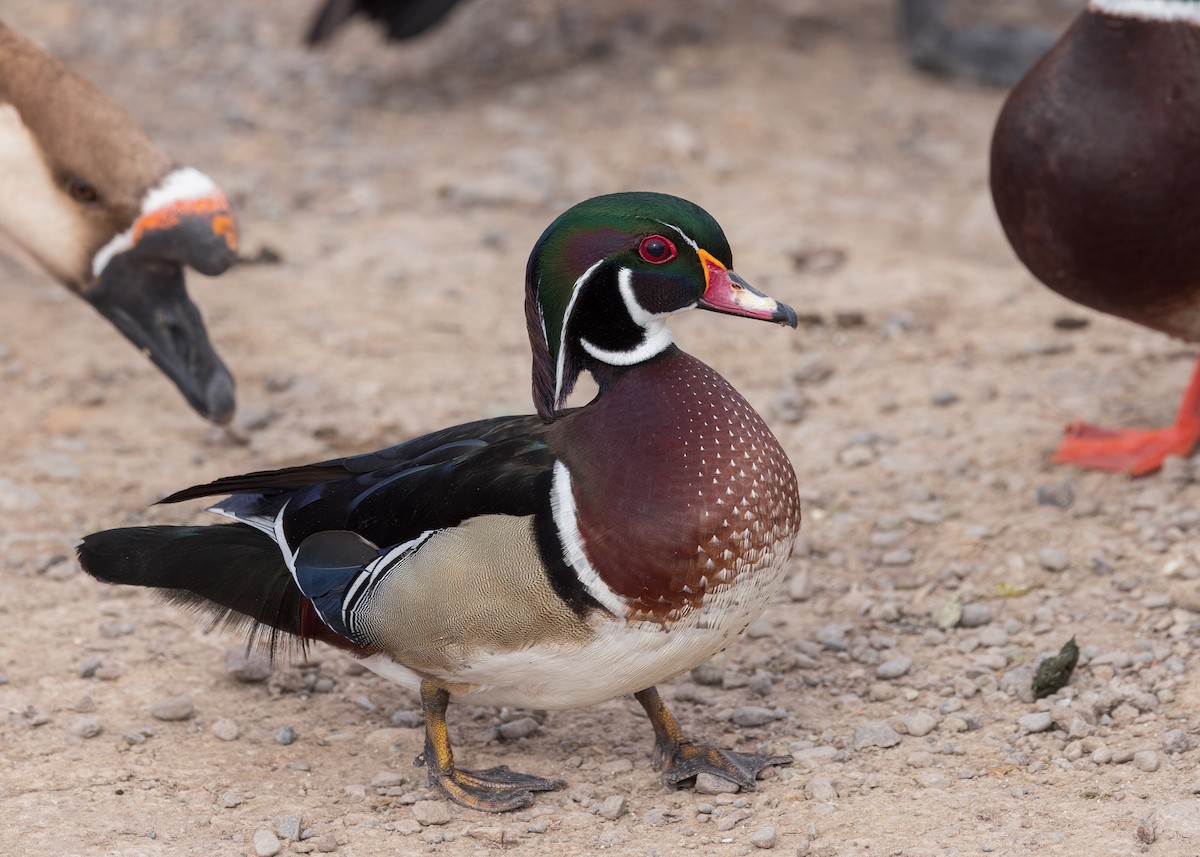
<box><xmin>655</xmin><ymin>220</ymin><xmax>699</xmax><ymax>252</ymax></box>
<box><xmin>0</xmin><ymin>104</ymin><xmax>88</xmax><ymax>283</ymax></box>
<box><xmin>91</xmin><ymin>166</ymin><xmax>220</xmax><ymax>279</ymax></box>
<box><xmin>550</xmin><ymin>461</ymin><xmax>627</xmax><ymax>617</ymax></box>
<box><xmin>554</xmin><ymin>259</ymin><xmax>604</xmax><ymax>406</ymax></box>
<box><xmin>579</xmin><ymin>266</ymin><xmax>681</xmax><ymax>367</ymax></box>
<box><xmin>1090</xmin><ymin>0</ymin><xmax>1200</xmax><ymax>21</ymax></box>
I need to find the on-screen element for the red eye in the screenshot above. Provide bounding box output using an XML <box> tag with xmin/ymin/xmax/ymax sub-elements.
<box><xmin>638</xmin><ymin>235</ymin><xmax>677</xmax><ymax>264</ymax></box>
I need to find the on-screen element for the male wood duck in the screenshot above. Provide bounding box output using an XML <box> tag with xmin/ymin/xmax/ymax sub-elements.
<box><xmin>80</xmin><ymin>192</ymin><xmax>801</xmax><ymax>812</ymax></box>
<box><xmin>990</xmin><ymin>0</ymin><xmax>1200</xmax><ymax>475</ymax></box>
<box><xmin>0</xmin><ymin>21</ymin><xmax>240</xmax><ymax>423</ymax></box>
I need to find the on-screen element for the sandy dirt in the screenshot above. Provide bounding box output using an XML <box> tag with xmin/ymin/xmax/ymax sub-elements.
<box><xmin>2</xmin><ymin>1</ymin><xmax>1199</xmax><ymax>855</ymax></box>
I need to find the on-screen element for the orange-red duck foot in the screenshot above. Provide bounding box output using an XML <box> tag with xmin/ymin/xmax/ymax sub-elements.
<box><xmin>1053</xmin><ymin>357</ymin><xmax>1200</xmax><ymax>476</ymax></box>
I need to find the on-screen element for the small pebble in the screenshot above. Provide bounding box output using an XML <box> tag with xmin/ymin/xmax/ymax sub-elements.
<box><xmin>253</xmin><ymin>829</ymin><xmax>282</xmax><ymax>857</ymax></box>
<box><xmin>224</xmin><ymin>648</ymin><xmax>272</xmax><ymax>683</ymax></box>
<box><xmin>275</xmin><ymin>815</ymin><xmax>303</xmax><ymax>841</ymax></box>
<box><xmin>692</xmin><ymin>662</ymin><xmax>723</xmax><ymax>687</ymax></box>
<box><xmin>875</xmin><ymin>656</ymin><xmax>912</xmax><ymax>680</ymax></box>
<box><xmin>749</xmin><ymin>826</ymin><xmax>778</xmax><ymax>849</ymax></box>
<box><xmin>315</xmin><ymin>833</ymin><xmax>339</xmax><ymax>853</ymax></box>
<box><xmin>149</xmin><ymin>696</ymin><xmax>194</xmax><ymax>722</ymax></box>
<box><xmin>731</xmin><ymin>707</ymin><xmax>778</xmax><ymax>727</ymax></box>
<box><xmin>1018</xmin><ymin>712</ymin><xmax>1054</xmax><ymax>734</ymax></box>
<box><xmin>959</xmin><ymin>603</ymin><xmax>993</xmax><ymax>628</ymax></box>
<box><xmin>904</xmin><ymin>712</ymin><xmax>939</xmax><ymax>738</ymax></box>
<box><xmin>599</xmin><ymin>759</ymin><xmax>634</xmax><ymax>776</ymax></box>
<box><xmin>212</xmin><ymin>718</ymin><xmax>239</xmax><ymax>741</ymax></box>
<box><xmin>881</xmin><ymin>549</ymin><xmax>914</xmax><ymax>566</ymax></box>
<box><xmin>1038</xmin><ymin>548</ymin><xmax>1069</xmax><ymax>572</ymax></box>
<box><xmin>498</xmin><ymin>717</ymin><xmax>540</xmax><ymax>740</ymax></box>
<box><xmin>392</xmin><ymin>710</ymin><xmax>423</xmax><ymax>728</ymax></box>
<box><xmin>853</xmin><ymin>721</ymin><xmax>901</xmax><ymax>749</ymax></box>
<box><xmin>79</xmin><ymin>657</ymin><xmax>102</xmax><ymax>679</ymax></box>
<box><xmin>598</xmin><ymin>795</ymin><xmax>627</xmax><ymax>820</ymax></box>
<box><xmin>412</xmin><ymin>800</ymin><xmax>452</xmax><ymax>826</ymax></box>
<box><xmin>1036</xmin><ymin>484</ymin><xmax>1074</xmax><ymax>508</ymax></box>
<box><xmin>220</xmin><ymin>791</ymin><xmax>243</xmax><ymax>808</ymax></box>
<box><xmin>931</xmin><ymin>390</ymin><xmax>960</xmax><ymax>407</ymax></box>
<box><xmin>70</xmin><ymin>716</ymin><xmax>103</xmax><ymax>739</ymax></box>
<box><xmin>807</xmin><ymin>776</ymin><xmax>839</xmax><ymax>801</ymax></box>
<box><xmin>1133</xmin><ymin>750</ymin><xmax>1161</xmax><ymax>772</ymax></box>
<box><xmin>275</xmin><ymin>726</ymin><xmax>296</xmax><ymax>745</ymax></box>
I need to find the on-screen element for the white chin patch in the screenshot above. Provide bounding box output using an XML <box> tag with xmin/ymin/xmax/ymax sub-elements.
<box><xmin>90</xmin><ymin>166</ymin><xmax>219</xmax><ymax>279</ymax></box>
<box><xmin>1090</xmin><ymin>0</ymin><xmax>1200</xmax><ymax>22</ymax></box>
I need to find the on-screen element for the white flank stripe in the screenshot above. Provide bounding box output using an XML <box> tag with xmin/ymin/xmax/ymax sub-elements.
<box><xmin>91</xmin><ymin>166</ymin><xmax>219</xmax><ymax>278</ymax></box>
<box><xmin>1090</xmin><ymin>0</ymin><xmax>1200</xmax><ymax>21</ymax></box>
<box><xmin>342</xmin><ymin>529</ymin><xmax>438</xmax><ymax>630</ymax></box>
<box><xmin>207</xmin><ymin>502</ymin><xmax>275</xmax><ymax>536</ymax></box>
<box><xmin>549</xmin><ymin>461</ymin><xmax>626</xmax><ymax>616</ymax></box>
<box><xmin>554</xmin><ymin>259</ymin><xmax>604</xmax><ymax>406</ymax></box>
<box><xmin>272</xmin><ymin>500</ymin><xmax>299</xmax><ymax>580</ymax></box>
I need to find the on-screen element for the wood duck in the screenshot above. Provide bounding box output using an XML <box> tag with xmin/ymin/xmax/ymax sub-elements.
<box><xmin>79</xmin><ymin>192</ymin><xmax>802</xmax><ymax>812</ymax></box>
<box><xmin>991</xmin><ymin>0</ymin><xmax>1200</xmax><ymax>475</ymax></box>
<box><xmin>0</xmin><ymin>21</ymin><xmax>240</xmax><ymax>423</ymax></box>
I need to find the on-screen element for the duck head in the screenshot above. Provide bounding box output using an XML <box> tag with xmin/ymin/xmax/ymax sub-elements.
<box><xmin>525</xmin><ymin>192</ymin><xmax>797</xmax><ymax>421</ymax></box>
<box><xmin>0</xmin><ymin>22</ymin><xmax>240</xmax><ymax>423</ymax></box>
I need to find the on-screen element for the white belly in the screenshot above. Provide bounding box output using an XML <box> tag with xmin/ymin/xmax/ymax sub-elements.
<box><xmin>359</xmin><ymin>545</ymin><xmax>789</xmax><ymax>709</ymax></box>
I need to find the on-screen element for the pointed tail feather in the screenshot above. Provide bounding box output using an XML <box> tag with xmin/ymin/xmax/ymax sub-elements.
<box><xmin>78</xmin><ymin>524</ymin><xmax>366</xmax><ymax>657</ymax></box>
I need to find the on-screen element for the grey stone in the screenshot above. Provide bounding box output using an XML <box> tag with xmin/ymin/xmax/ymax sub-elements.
<box><xmin>212</xmin><ymin>718</ymin><xmax>239</xmax><ymax>741</ymax></box>
<box><xmin>275</xmin><ymin>725</ymin><xmax>296</xmax><ymax>745</ymax></box>
<box><xmin>1018</xmin><ymin>712</ymin><xmax>1054</xmax><ymax>734</ymax></box>
<box><xmin>1038</xmin><ymin>548</ymin><xmax>1069</xmax><ymax>572</ymax></box>
<box><xmin>1153</xmin><ymin>800</ymin><xmax>1200</xmax><ymax>840</ymax></box>
<box><xmin>806</xmin><ymin>776</ymin><xmax>839</xmax><ymax>801</ymax></box>
<box><xmin>691</xmin><ymin>662</ymin><xmax>723</xmax><ymax>686</ymax></box>
<box><xmin>732</xmin><ymin>706</ymin><xmax>778</xmax><ymax>727</ymax></box>
<box><xmin>1036</xmin><ymin>484</ymin><xmax>1075</xmax><ymax>508</ymax></box>
<box><xmin>749</xmin><ymin>826</ymin><xmax>778</xmax><ymax>849</ymax></box>
<box><xmin>498</xmin><ymin>716</ymin><xmax>540</xmax><ymax>740</ymax></box>
<box><xmin>224</xmin><ymin>648</ymin><xmax>272</xmax><ymax>683</ymax></box>
<box><xmin>70</xmin><ymin>716</ymin><xmax>103</xmax><ymax>739</ymax></box>
<box><xmin>959</xmin><ymin>603</ymin><xmax>993</xmax><ymax>628</ymax></box>
<box><xmin>875</xmin><ymin>656</ymin><xmax>913</xmax><ymax>680</ymax></box>
<box><xmin>220</xmin><ymin>791</ymin><xmax>242</xmax><ymax>808</ymax></box>
<box><xmin>275</xmin><ymin>814</ymin><xmax>303</xmax><ymax>841</ymax></box>
<box><xmin>253</xmin><ymin>829</ymin><xmax>282</xmax><ymax>857</ymax></box>
<box><xmin>598</xmin><ymin>795</ymin><xmax>627</xmax><ymax>820</ymax></box>
<box><xmin>412</xmin><ymin>800</ymin><xmax>452</xmax><ymax>826</ymax></box>
<box><xmin>149</xmin><ymin>696</ymin><xmax>194</xmax><ymax>722</ymax></box>
<box><xmin>881</xmin><ymin>549</ymin><xmax>914</xmax><ymax>566</ymax></box>
<box><xmin>392</xmin><ymin>710</ymin><xmax>423</xmax><ymax>728</ymax></box>
<box><xmin>904</xmin><ymin>712</ymin><xmax>939</xmax><ymax>737</ymax></box>
<box><xmin>853</xmin><ymin>721</ymin><xmax>901</xmax><ymax>749</ymax></box>
<box><xmin>931</xmin><ymin>390</ymin><xmax>960</xmax><ymax>407</ymax></box>
<box><xmin>1134</xmin><ymin>750</ymin><xmax>1161</xmax><ymax>772</ymax></box>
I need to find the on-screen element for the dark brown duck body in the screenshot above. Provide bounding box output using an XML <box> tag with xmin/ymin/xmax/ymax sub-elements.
<box><xmin>991</xmin><ymin>8</ymin><xmax>1200</xmax><ymax>340</ymax></box>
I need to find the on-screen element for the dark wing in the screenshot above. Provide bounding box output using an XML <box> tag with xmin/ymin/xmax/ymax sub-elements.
<box><xmin>163</xmin><ymin>412</ymin><xmax>557</xmax><ymax>555</ymax></box>
<box><xmin>305</xmin><ymin>0</ymin><xmax>465</xmax><ymax>46</ymax></box>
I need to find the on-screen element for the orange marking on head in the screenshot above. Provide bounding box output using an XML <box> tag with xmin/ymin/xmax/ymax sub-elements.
<box><xmin>132</xmin><ymin>191</ymin><xmax>238</xmax><ymax>250</ymax></box>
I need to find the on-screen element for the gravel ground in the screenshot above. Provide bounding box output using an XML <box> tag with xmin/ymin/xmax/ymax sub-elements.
<box><xmin>2</xmin><ymin>1</ymin><xmax>1198</xmax><ymax>855</ymax></box>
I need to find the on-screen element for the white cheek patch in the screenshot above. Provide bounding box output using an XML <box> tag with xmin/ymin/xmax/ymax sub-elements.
<box><xmin>0</xmin><ymin>104</ymin><xmax>87</xmax><ymax>283</ymax></box>
<box><xmin>1090</xmin><ymin>0</ymin><xmax>1200</xmax><ymax>21</ymax></box>
<box><xmin>554</xmin><ymin>258</ymin><xmax>604</xmax><ymax>405</ymax></box>
<box><xmin>91</xmin><ymin>166</ymin><xmax>220</xmax><ymax>279</ymax></box>
<box><xmin>579</xmin><ymin>266</ymin><xmax>682</xmax><ymax>366</ymax></box>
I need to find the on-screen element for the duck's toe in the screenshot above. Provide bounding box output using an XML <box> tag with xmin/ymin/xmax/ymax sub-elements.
<box><xmin>655</xmin><ymin>742</ymin><xmax>792</xmax><ymax>791</ymax></box>
<box><xmin>432</xmin><ymin>765</ymin><xmax>565</xmax><ymax>813</ymax></box>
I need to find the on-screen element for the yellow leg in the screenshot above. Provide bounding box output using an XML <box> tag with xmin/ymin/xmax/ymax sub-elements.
<box><xmin>635</xmin><ymin>686</ymin><xmax>791</xmax><ymax>791</ymax></box>
<box><xmin>418</xmin><ymin>681</ymin><xmax>564</xmax><ymax>812</ymax></box>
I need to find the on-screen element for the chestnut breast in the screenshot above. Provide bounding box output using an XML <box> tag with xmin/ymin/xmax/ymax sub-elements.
<box><xmin>552</xmin><ymin>350</ymin><xmax>800</xmax><ymax>621</ymax></box>
<box><xmin>990</xmin><ymin>10</ymin><xmax>1200</xmax><ymax>340</ymax></box>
